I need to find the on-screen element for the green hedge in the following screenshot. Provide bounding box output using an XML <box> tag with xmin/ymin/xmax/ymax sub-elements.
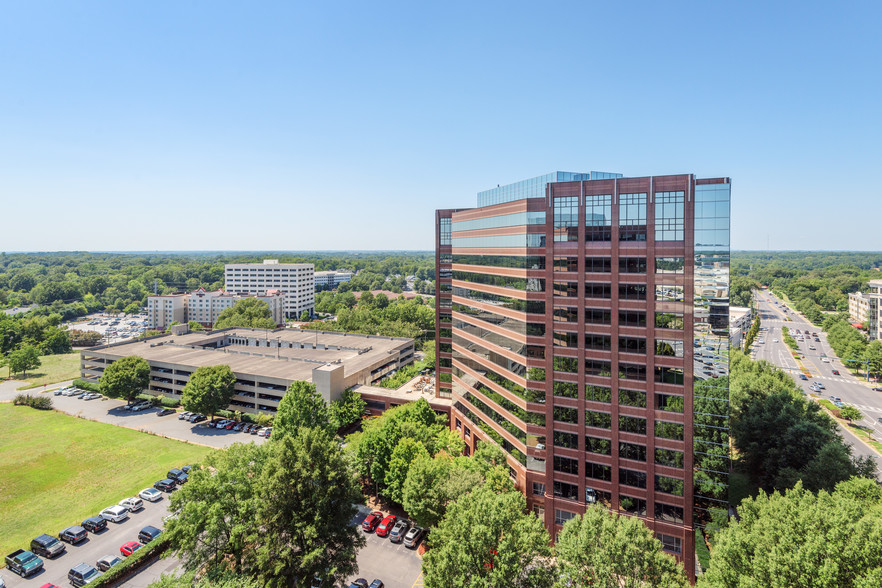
<box><xmin>73</xmin><ymin>378</ymin><xmax>101</xmax><ymax>392</ymax></box>
<box><xmin>91</xmin><ymin>536</ymin><xmax>171</xmax><ymax>587</ymax></box>
<box><xmin>159</xmin><ymin>396</ymin><xmax>181</xmax><ymax>408</ymax></box>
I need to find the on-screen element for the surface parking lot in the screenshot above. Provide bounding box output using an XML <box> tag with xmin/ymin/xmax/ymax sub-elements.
<box><xmin>44</xmin><ymin>391</ymin><xmax>268</xmax><ymax>450</ymax></box>
<box><xmin>1</xmin><ymin>491</ymin><xmax>173</xmax><ymax>587</ymax></box>
<box><xmin>347</xmin><ymin>506</ymin><xmax>423</xmax><ymax>588</ymax></box>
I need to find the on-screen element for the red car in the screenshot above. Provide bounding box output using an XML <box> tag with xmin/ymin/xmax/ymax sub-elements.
<box><xmin>375</xmin><ymin>515</ymin><xmax>397</xmax><ymax>538</ymax></box>
<box><xmin>362</xmin><ymin>511</ymin><xmax>384</xmax><ymax>532</ymax></box>
<box><xmin>120</xmin><ymin>540</ymin><xmax>142</xmax><ymax>557</ymax></box>
<box><xmin>832</xmin><ymin>370</ymin><xmax>840</xmax><ymax>375</ymax></box>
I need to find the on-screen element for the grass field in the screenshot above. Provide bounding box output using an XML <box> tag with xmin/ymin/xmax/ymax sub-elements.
<box><xmin>10</xmin><ymin>352</ymin><xmax>81</xmax><ymax>389</ymax></box>
<box><xmin>0</xmin><ymin>403</ymin><xmax>212</xmax><ymax>561</ymax></box>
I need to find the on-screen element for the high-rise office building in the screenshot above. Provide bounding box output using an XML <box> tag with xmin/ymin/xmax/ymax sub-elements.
<box><xmin>224</xmin><ymin>260</ymin><xmax>315</xmax><ymax>319</ymax></box>
<box><xmin>435</xmin><ymin>172</ymin><xmax>731</xmax><ymax>580</ymax></box>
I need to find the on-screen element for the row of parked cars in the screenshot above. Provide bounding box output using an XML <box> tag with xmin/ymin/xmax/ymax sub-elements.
<box><xmin>361</xmin><ymin>512</ymin><xmax>425</xmax><ymax>547</ymax></box>
<box><xmin>185</xmin><ymin>414</ymin><xmax>273</xmax><ymax>437</ymax></box>
<box><xmin>54</xmin><ymin>386</ymin><xmax>101</xmax><ymax>401</ymax></box>
<box><xmin>2</xmin><ymin>473</ymin><xmax>180</xmax><ymax>586</ymax></box>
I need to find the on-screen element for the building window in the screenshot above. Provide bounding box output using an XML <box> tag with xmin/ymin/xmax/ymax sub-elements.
<box><xmin>619</xmin><ymin>415</ymin><xmax>647</xmax><ymax>435</ymax></box>
<box><xmin>655</xmin><ymin>339</ymin><xmax>684</xmax><ymax>357</ymax></box>
<box><xmin>655</xmin><ymin>312</ymin><xmax>684</xmax><ymax>330</ymax></box>
<box><xmin>585</xmin><ymin>385</ymin><xmax>611</xmax><ymax>403</ymax></box>
<box><xmin>657</xmin><ymin>533</ymin><xmax>682</xmax><ymax>555</ymax></box>
<box><xmin>553</xmin><ymin>406</ymin><xmax>579</xmax><ymax>424</ymax></box>
<box><xmin>585</xmin><ymin>308</ymin><xmax>612</xmax><ymax>325</ymax></box>
<box><xmin>553</xmin><ymin>481</ymin><xmax>579</xmax><ymax>501</ymax></box>
<box><xmin>553</xmin><ymin>431</ymin><xmax>578</xmax><ymax>449</ymax></box>
<box><xmin>553</xmin><ymin>356</ymin><xmax>578</xmax><ymax>373</ymax></box>
<box><xmin>585</xmin><ymin>257</ymin><xmax>612</xmax><ymax>273</ymax></box>
<box><xmin>619</xmin><ymin>311</ymin><xmax>646</xmax><ymax>327</ymax></box>
<box><xmin>620</xmin><ymin>495</ymin><xmax>647</xmax><ymax>516</ymax></box>
<box><xmin>619</xmin><ymin>388</ymin><xmax>646</xmax><ymax>408</ymax></box>
<box><xmin>553</xmin><ymin>456</ymin><xmax>580</xmax><ymax>475</ymax></box>
<box><xmin>554</xmin><ymin>196</ymin><xmax>579</xmax><ymax>242</ymax></box>
<box><xmin>553</xmin><ymin>381</ymin><xmax>578</xmax><ymax>399</ymax></box>
<box><xmin>585</xmin><ymin>436</ymin><xmax>612</xmax><ymax>455</ymax></box>
<box><xmin>553</xmin><ymin>256</ymin><xmax>578</xmax><ymax>272</ymax></box>
<box><xmin>585</xmin><ymin>410</ymin><xmax>612</xmax><ymax>429</ymax></box>
<box><xmin>619</xmin><ymin>193</ymin><xmax>647</xmax><ymax>241</ymax></box>
<box><xmin>619</xmin><ymin>363</ymin><xmax>646</xmax><ymax>382</ymax></box>
<box><xmin>655</xmin><ymin>475</ymin><xmax>685</xmax><ymax>496</ymax></box>
<box><xmin>585</xmin><ymin>282</ymin><xmax>612</xmax><ymax>299</ymax></box>
<box><xmin>655</xmin><ymin>366</ymin><xmax>684</xmax><ymax>386</ymax></box>
<box><xmin>620</xmin><ymin>468</ymin><xmax>647</xmax><ymax>489</ymax></box>
<box><xmin>619</xmin><ymin>284</ymin><xmax>647</xmax><ymax>300</ymax></box>
<box><xmin>554</xmin><ymin>281</ymin><xmax>578</xmax><ymax>297</ymax></box>
<box><xmin>555</xmin><ymin>508</ymin><xmax>577</xmax><ymax>526</ymax></box>
<box><xmin>585</xmin><ymin>360</ymin><xmax>612</xmax><ymax>377</ymax></box>
<box><xmin>439</xmin><ymin>218</ymin><xmax>452</xmax><ymax>245</ymax></box>
<box><xmin>532</xmin><ymin>481</ymin><xmax>546</xmax><ymax>496</ymax></box>
<box><xmin>655</xmin><ymin>191</ymin><xmax>685</xmax><ymax>241</ymax></box>
<box><xmin>619</xmin><ymin>442</ymin><xmax>647</xmax><ymax>462</ymax></box>
<box><xmin>656</xmin><ymin>393</ymin><xmax>685</xmax><ymax>413</ymax></box>
<box><xmin>618</xmin><ymin>337</ymin><xmax>646</xmax><ymax>355</ymax></box>
<box><xmin>655</xmin><ymin>420</ymin><xmax>685</xmax><ymax>441</ymax></box>
<box><xmin>553</xmin><ymin>331</ymin><xmax>579</xmax><ymax>348</ymax></box>
<box><xmin>553</xmin><ymin>306</ymin><xmax>578</xmax><ymax>323</ymax></box>
<box><xmin>619</xmin><ymin>257</ymin><xmax>647</xmax><ymax>274</ymax></box>
<box><xmin>655</xmin><ymin>284</ymin><xmax>684</xmax><ymax>302</ymax></box>
<box><xmin>655</xmin><ymin>256</ymin><xmax>685</xmax><ymax>274</ymax></box>
<box><xmin>585</xmin><ymin>461</ymin><xmax>612</xmax><ymax>481</ymax></box>
<box><xmin>585</xmin><ymin>194</ymin><xmax>612</xmax><ymax>241</ymax></box>
<box><xmin>655</xmin><ymin>448</ymin><xmax>685</xmax><ymax>468</ymax></box>
<box><xmin>585</xmin><ymin>334</ymin><xmax>611</xmax><ymax>351</ymax></box>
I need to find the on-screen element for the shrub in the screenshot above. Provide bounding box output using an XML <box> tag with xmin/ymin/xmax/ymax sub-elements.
<box><xmin>13</xmin><ymin>394</ymin><xmax>53</xmax><ymax>410</ymax></box>
<box><xmin>216</xmin><ymin>409</ymin><xmax>233</xmax><ymax>419</ymax></box>
<box><xmin>159</xmin><ymin>395</ymin><xmax>181</xmax><ymax>408</ymax></box>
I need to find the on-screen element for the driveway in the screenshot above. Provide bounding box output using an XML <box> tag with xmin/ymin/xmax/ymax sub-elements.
<box><xmin>348</xmin><ymin>505</ymin><xmax>424</xmax><ymax>588</ymax></box>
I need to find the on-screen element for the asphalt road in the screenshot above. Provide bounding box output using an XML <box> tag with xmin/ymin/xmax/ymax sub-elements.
<box><xmin>1</xmin><ymin>491</ymin><xmax>173</xmax><ymax>588</ymax></box>
<box><xmin>348</xmin><ymin>506</ymin><xmax>424</xmax><ymax>588</ymax></box>
<box><xmin>752</xmin><ymin>291</ymin><xmax>882</xmax><ymax>475</ymax></box>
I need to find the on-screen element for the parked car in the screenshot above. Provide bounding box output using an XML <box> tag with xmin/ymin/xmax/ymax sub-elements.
<box><xmin>834</xmin><ymin>401</ymin><xmax>846</xmax><ymax>408</ymax></box>
<box><xmin>100</xmin><ymin>505</ymin><xmax>129</xmax><ymax>523</ymax></box>
<box><xmin>59</xmin><ymin>526</ymin><xmax>88</xmax><ymax>544</ymax></box>
<box><xmin>176</xmin><ymin>472</ymin><xmax>189</xmax><ymax>484</ymax></box>
<box><xmin>4</xmin><ymin>549</ymin><xmax>43</xmax><ymax>577</ymax></box>
<box><xmin>873</xmin><ymin>387</ymin><xmax>882</xmax><ymax>392</ymax></box>
<box><xmin>139</xmin><ymin>488</ymin><xmax>163</xmax><ymax>502</ymax></box>
<box><xmin>81</xmin><ymin>516</ymin><xmax>107</xmax><ymax>533</ymax></box>
<box><xmin>167</xmin><ymin>468</ymin><xmax>185</xmax><ymax>481</ymax></box>
<box><xmin>179</xmin><ymin>412</ymin><xmax>193</xmax><ymax>420</ymax></box>
<box><xmin>181</xmin><ymin>465</ymin><xmax>192</xmax><ymax>473</ymax></box>
<box><xmin>388</xmin><ymin>519</ymin><xmax>410</xmax><ymax>543</ymax></box>
<box><xmin>31</xmin><ymin>534</ymin><xmax>66</xmax><ymax>558</ymax></box>
<box><xmin>215</xmin><ymin>419</ymin><xmax>230</xmax><ymax>429</ymax></box>
<box><xmin>157</xmin><ymin>408</ymin><xmax>176</xmax><ymax>416</ymax></box>
<box><xmin>362</xmin><ymin>511</ymin><xmax>384</xmax><ymax>532</ymax></box>
<box><xmin>95</xmin><ymin>555</ymin><xmax>123</xmax><ymax>572</ymax></box>
<box><xmin>68</xmin><ymin>562</ymin><xmax>101</xmax><ymax>586</ymax></box>
<box><xmin>348</xmin><ymin>580</ymin><xmax>369</xmax><ymax>588</ymax></box>
<box><xmin>369</xmin><ymin>580</ymin><xmax>385</xmax><ymax>588</ymax></box>
<box><xmin>799</xmin><ymin>374</ymin><xmax>808</xmax><ymax>380</ymax></box>
<box><xmin>375</xmin><ymin>515</ymin><xmax>397</xmax><ymax>538</ymax></box>
<box><xmin>191</xmin><ymin>414</ymin><xmax>206</xmax><ymax>423</ymax></box>
<box><xmin>119</xmin><ymin>497</ymin><xmax>144</xmax><ymax>512</ymax></box>
<box><xmin>120</xmin><ymin>541</ymin><xmax>142</xmax><ymax>557</ymax></box>
<box><xmin>154</xmin><ymin>479</ymin><xmax>177</xmax><ymax>492</ymax></box>
<box><xmin>250</xmin><ymin>426</ymin><xmax>260</xmax><ymax>435</ymax></box>
<box><xmin>138</xmin><ymin>526</ymin><xmax>162</xmax><ymax>544</ymax></box>
<box><xmin>403</xmin><ymin>525</ymin><xmax>425</xmax><ymax>548</ymax></box>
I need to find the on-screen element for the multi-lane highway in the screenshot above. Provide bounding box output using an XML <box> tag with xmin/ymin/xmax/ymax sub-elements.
<box><xmin>752</xmin><ymin>290</ymin><xmax>882</xmax><ymax>471</ymax></box>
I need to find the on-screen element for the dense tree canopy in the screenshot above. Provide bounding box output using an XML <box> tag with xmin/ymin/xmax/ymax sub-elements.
<box><xmin>555</xmin><ymin>506</ymin><xmax>688</xmax><ymax>588</ymax></box>
<box><xmin>272</xmin><ymin>380</ymin><xmax>331</xmax><ymax>438</ymax></box>
<box><xmin>213</xmin><ymin>297</ymin><xmax>277</xmax><ymax>329</ymax></box>
<box><xmin>699</xmin><ymin>478</ymin><xmax>882</xmax><ymax>588</ymax></box>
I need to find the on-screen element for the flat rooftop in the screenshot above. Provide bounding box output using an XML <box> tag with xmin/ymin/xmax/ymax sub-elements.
<box><xmin>83</xmin><ymin>328</ymin><xmax>412</xmax><ymax>383</ymax></box>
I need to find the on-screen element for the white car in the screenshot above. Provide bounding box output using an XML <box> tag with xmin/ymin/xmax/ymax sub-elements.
<box><xmin>139</xmin><ymin>488</ymin><xmax>163</xmax><ymax>502</ymax></box>
<box><xmin>821</xmin><ymin>357</ymin><xmax>829</xmax><ymax>363</ymax></box>
<box><xmin>215</xmin><ymin>420</ymin><xmax>230</xmax><ymax>429</ymax></box>
<box><xmin>119</xmin><ymin>497</ymin><xmax>144</xmax><ymax>512</ymax></box>
<box><xmin>100</xmin><ymin>505</ymin><xmax>130</xmax><ymax>522</ymax></box>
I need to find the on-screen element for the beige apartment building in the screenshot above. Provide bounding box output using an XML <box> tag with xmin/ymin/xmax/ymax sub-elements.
<box><xmin>224</xmin><ymin>260</ymin><xmax>315</xmax><ymax>319</ymax></box>
<box><xmin>849</xmin><ymin>291</ymin><xmax>871</xmax><ymax>325</ymax></box>
<box><xmin>147</xmin><ymin>289</ymin><xmax>284</xmax><ymax>330</ymax></box>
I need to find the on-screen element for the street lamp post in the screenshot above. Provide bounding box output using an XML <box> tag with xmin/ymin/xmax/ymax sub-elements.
<box><xmin>841</xmin><ymin>357</ymin><xmax>871</xmax><ymax>382</ymax></box>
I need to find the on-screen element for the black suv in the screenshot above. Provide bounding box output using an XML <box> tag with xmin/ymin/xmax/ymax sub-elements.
<box><xmin>154</xmin><ymin>478</ymin><xmax>177</xmax><ymax>492</ymax></box>
<box><xmin>167</xmin><ymin>468</ymin><xmax>185</xmax><ymax>481</ymax></box>
<box><xmin>138</xmin><ymin>525</ymin><xmax>163</xmax><ymax>544</ymax></box>
<box><xmin>59</xmin><ymin>525</ymin><xmax>88</xmax><ymax>544</ymax></box>
<box><xmin>82</xmin><ymin>516</ymin><xmax>107</xmax><ymax>533</ymax></box>
<box><xmin>31</xmin><ymin>533</ymin><xmax>66</xmax><ymax>558</ymax></box>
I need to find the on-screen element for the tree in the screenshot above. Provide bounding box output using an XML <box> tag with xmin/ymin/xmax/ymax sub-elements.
<box><xmin>68</xmin><ymin>329</ymin><xmax>103</xmax><ymax>347</ymax></box>
<box><xmin>166</xmin><ymin>443</ymin><xmax>268</xmax><ymax>573</ymax></box>
<box><xmin>251</xmin><ymin>427</ymin><xmax>365</xmax><ymax>587</ymax></box>
<box><xmin>423</xmin><ymin>486</ymin><xmax>554</xmax><ymax>588</ymax></box>
<box><xmin>273</xmin><ymin>380</ymin><xmax>331</xmax><ymax>438</ymax></box>
<box><xmin>214</xmin><ymin>298</ymin><xmax>276</xmax><ymax>329</ymax></box>
<box><xmin>700</xmin><ymin>478</ymin><xmax>882</xmax><ymax>587</ymax></box>
<box><xmin>6</xmin><ymin>344</ymin><xmax>41</xmax><ymax>378</ymax></box>
<box><xmin>99</xmin><ymin>355</ymin><xmax>149</xmax><ymax>403</ymax></box>
<box><xmin>554</xmin><ymin>505</ymin><xmax>688</xmax><ymax>588</ymax></box>
<box><xmin>840</xmin><ymin>405</ymin><xmax>863</xmax><ymax>421</ymax></box>
<box><xmin>329</xmin><ymin>388</ymin><xmax>366</xmax><ymax>431</ymax></box>
<box><xmin>299</xmin><ymin>310</ymin><xmax>310</xmax><ymax>322</ymax></box>
<box><xmin>182</xmin><ymin>365</ymin><xmax>237</xmax><ymax>420</ymax></box>
<box><xmin>188</xmin><ymin>320</ymin><xmax>205</xmax><ymax>331</ymax></box>
<box><xmin>385</xmin><ymin>437</ymin><xmax>430</xmax><ymax>504</ymax></box>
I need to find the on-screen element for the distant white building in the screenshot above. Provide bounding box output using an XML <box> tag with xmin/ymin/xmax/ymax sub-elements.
<box><xmin>314</xmin><ymin>271</ymin><xmax>353</xmax><ymax>289</ymax></box>
<box><xmin>147</xmin><ymin>289</ymin><xmax>284</xmax><ymax>330</ymax></box>
<box><xmin>224</xmin><ymin>260</ymin><xmax>315</xmax><ymax>319</ymax></box>
<box><xmin>729</xmin><ymin>306</ymin><xmax>753</xmax><ymax>350</ymax></box>
<box><xmin>849</xmin><ymin>291</ymin><xmax>871</xmax><ymax>325</ymax></box>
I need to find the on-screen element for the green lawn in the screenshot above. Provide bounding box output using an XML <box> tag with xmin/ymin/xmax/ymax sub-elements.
<box><xmin>0</xmin><ymin>404</ymin><xmax>212</xmax><ymax>561</ymax></box>
<box><xmin>11</xmin><ymin>352</ymin><xmax>81</xmax><ymax>389</ymax></box>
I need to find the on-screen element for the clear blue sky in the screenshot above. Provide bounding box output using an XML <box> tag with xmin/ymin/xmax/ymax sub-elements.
<box><xmin>1</xmin><ymin>1</ymin><xmax>880</xmax><ymax>252</ymax></box>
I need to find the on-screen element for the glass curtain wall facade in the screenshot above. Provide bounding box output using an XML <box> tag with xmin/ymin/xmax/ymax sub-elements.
<box><xmin>437</xmin><ymin>174</ymin><xmax>730</xmax><ymax>582</ymax></box>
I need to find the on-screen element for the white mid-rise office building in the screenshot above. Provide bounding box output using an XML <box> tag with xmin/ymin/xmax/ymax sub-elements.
<box><xmin>224</xmin><ymin>260</ymin><xmax>315</xmax><ymax>319</ymax></box>
<box><xmin>314</xmin><ymin>270</ymin><xmax>353</xmax><ymax>289</ymax></box>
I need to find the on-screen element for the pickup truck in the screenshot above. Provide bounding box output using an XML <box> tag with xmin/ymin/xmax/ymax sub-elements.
<box><xmin>5</xmin><ymin>549</ymin><xmax>44</xmax><ymax>577</ymax></box>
